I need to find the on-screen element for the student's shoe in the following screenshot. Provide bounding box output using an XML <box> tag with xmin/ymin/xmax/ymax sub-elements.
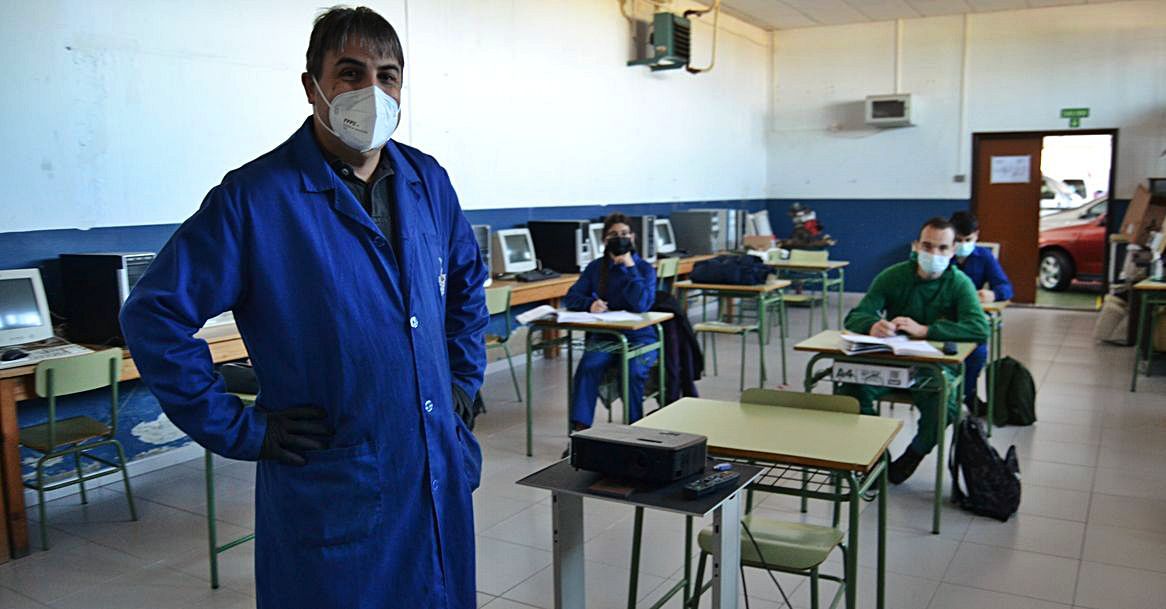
<box><xmin>888</xmin><ymin>448</ymin><xmax>927</xmax><ymax>484</ymax></box>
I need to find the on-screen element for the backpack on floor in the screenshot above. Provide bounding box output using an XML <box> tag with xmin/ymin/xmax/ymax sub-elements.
<box><xmin>949</xmin><ymin>417</ymin><xmax>1021</xmax><ymax>522</ymax></box>
<box><xmin>985</xmin><ymin>356</ymin><xmax>1037</xmax><ymax>427</ymax></box>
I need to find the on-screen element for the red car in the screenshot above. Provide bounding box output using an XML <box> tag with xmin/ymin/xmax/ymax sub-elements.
<box><xmin>1038</xmin><ymin>198</ymin><xmax>1107</xmax><ymax>291</ymax></box>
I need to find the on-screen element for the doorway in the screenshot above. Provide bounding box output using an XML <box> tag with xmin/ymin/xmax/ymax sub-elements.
<box><xmin>971</xmin><ymin>129</ymin><xmax>1118</xmax><ymax>308</ymax></box>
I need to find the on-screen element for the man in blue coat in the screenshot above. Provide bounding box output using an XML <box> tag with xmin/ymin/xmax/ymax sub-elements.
<box><xmin>120</xmin><ymin>7</ymin><xmax>488</xmax><ymax>609</ymax></box>
<box><xmin>950</xmin><ymin>211</ymin><xmax>1014</xmax><ymax>411</ymax></box>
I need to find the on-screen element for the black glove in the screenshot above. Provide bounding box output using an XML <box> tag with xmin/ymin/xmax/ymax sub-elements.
<box><xmin>451</xmin><ymin>385</ymin><xmax>485</xmax><ymax>431</ymax></box>
<box><xmin>259</xmin><ymin>407</ymin><xmax>333</xmax><ymax>466</ymax></box>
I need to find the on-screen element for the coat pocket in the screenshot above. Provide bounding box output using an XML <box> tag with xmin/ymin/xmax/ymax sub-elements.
<box><xmin>454</xmin><ymin>417</ymin><xmax>482</xmax><ymax>492</ymax></box>
<box><xmin>270</xmin><ymin>442</ymin><xmax>383</xmax><ymax>547</ymax></box>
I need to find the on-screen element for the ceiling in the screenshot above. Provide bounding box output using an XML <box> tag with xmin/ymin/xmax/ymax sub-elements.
<box><xmin>716</xmin><ymin>0</ymin><xmax>1131</xmax><ymax>30</ymax></box>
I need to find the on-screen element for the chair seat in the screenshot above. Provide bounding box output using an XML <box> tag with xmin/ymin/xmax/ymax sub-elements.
<box><xmin>698</xmin><ymin>515</ymin><xmax>843</xmax><ymax>572</ymax></box>
<box><xmin>21</xmin><ymin>416</ymin><xmax>110</xmax><ymax>452</ymax></box>
<box><xmin>693</xmin><ymin>321</ymin><xmax>753</xmax><ymax>334</ymax></box>
<box><xmin>782</xmin><ymin>294</ymin><xmax>823</xmax><ymax>304</ymax></box>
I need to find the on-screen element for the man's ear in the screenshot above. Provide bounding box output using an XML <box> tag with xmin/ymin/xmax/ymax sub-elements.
<box><xmin>301</xmin><ymin>72</ymin><xmax>316</xmax><ymax>105</ymax></box>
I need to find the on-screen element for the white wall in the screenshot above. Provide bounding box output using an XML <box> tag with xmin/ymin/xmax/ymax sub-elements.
<box><xmin>767</xmin><ymin>0</ymin><xmax>1166</xmax><ymax>200</ymax></box>
<box><xmin>0</xmin><ymin>0</ymin><xmax>771</xmax><ymax>233</ymax></box>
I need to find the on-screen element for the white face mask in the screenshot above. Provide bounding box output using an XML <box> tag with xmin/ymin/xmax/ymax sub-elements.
<box><xmin>917</xmin><ymin>250</ymin><xmax>952</xmax><ymax>277</ymax></box>
<box><xmin>312</xmin><ymin>76</ymin><xmax>399</xmax><ymax>152</ymax></box>
<box><xmin>955</xmin><ymin>240</ymin><xmax>976</xmax><ymax>258</ymax></box>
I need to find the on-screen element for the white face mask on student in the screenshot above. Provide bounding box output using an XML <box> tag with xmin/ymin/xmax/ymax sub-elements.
<box><xmin>917</xmin><ymin>251</ymin><xmax>952</xmax><ymax>277</ymax></box>
<box><xmin>955</xmin><ymin>240</ymin><xmax>976</xmax><ymax>258</ymax></box>
<box><xmin>312</xmin><ymin>76</ymin><xmax>400</xmax><ymax>152</ymax></box>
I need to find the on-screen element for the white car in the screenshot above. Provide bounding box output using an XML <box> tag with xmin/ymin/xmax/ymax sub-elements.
<box><xmin>1040</xmin><ymin>176</ymin><xmax>1086</xmax><ymax>215</ymax></box>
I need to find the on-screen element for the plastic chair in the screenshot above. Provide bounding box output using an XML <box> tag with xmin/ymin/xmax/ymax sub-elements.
<box><xmin>485</xmin><ymin>286</ymin><xmax>522</xmax><ymax>402</ymax></box>
<box><xmin>689</xmin><ymin>389</ymin><xmax>858</xmax><ymax>609</ymax></box>
<box><xmin>21</xmin><ymin>349</ymin><xmax>138</xmax><ymax>550</ymax></box>
<box><xmin>692</xmin><ymin>320</ymin><xmax>765</xmax><ymax>392</ymax></box>
<box><xmin>655</xmin><ymin>257</ymin><xmax>680</xmax><ymax>293</ymax></box>
<box><xmin>776</xmin><ymin>249</ymin><xmax>831</xmax><ymax>337</ymax></box>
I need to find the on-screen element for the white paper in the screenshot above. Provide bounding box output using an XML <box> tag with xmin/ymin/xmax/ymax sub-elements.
<box><xmin>590</xmin><ymin>311</ymin><xmax>643</xmax><ymax>322</ymax></box>
<box><xmin>989</xmin><ymin>155</ymin><xmax>1031</xmax><ymax>184</ymax></box>
<box><xmin>515</xmin><ymin>304</ymin><xmax>556</xmax><ymax>325</ymax></box>
<box><xmin>553</xmin><ymin>311</ymin><xmax>598</xmax><ymax>323</ymax></box>
<box><xmin>839</xmin><ymin>332</ymin><xmax>941</xmax><ymax>356</ymax></box>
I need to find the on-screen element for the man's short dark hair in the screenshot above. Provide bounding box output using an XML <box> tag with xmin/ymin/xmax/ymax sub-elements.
<box><xmin>306</xmin><ymin>6</ymin><xmax>404</xmax><ymax>79</ymax></box>
<box><xmin>950</xmin><ymin>211</ymin><xmax>979</xmax><ymax>236</ymax></box>
<box><xmin>919</xmin><ymin>216</ymin><xmax>954</xmax><ymax>237</ymax></box>
<box><xmin>603</xmin><ymin>213</ymin><xmax>631</xmax><ymax>234</ymax></box>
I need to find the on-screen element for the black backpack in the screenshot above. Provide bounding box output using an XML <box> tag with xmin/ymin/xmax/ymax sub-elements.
<box><xmin>981</xmin><ymin>357</ymin><xmax>1037</xmax><ymax>427</ymax></box>
<box><xmin>949</xmin><ymin>417</ymin><xmax>1021</xmax><ymax>522</ymax></box>
<box><xmin>689</xmin><ymin>255</ymin><xmax>770</xmax><ymax>285</ymax></box>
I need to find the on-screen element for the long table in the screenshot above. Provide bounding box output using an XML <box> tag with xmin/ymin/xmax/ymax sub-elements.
<box><xmin>0</xmin><ymin>324</ymin><xmax>247</xmax><ymax>559</ymax></box>
<box><xmin>636</xmin><ymin>397</ymin><xmax>902</xmax><ymax>609</ymax></box>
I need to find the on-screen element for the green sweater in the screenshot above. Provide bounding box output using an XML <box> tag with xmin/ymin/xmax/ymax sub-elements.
<box><xmin>845</xmin><ymin>258</ymin><xmax>989</xmax><ymax>343</ymax></box>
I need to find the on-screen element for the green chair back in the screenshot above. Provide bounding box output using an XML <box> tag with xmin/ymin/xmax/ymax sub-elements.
<box><xmin>740</xmin><ymin>388</ymin><xmax>859</xmax><ymax>414</ymax></box>
<box><xmin>655</xmin><ymin>257</ymin><xmax>680</xmax><ymax>291</ymax></box>
<box><xmin>485</xmin><ymin>286</ymin><xmax>514</xmax><ymax>342</ymax></box>
<box><xmin>35</xmin><ymin>349</ymin><xmax>124</xmax><ymax>446</ymax></box>
<box><xmin>788</xmin><ymin>249</ymin><xmax>829</xmax><ymax>265</ymax></box>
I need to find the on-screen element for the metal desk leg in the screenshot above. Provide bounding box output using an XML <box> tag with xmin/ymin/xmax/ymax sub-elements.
<box><xmin>711</xmin><ymin>491</ymin><xmax>742</xmax><ymax>609</ymax></box>
<box><xmin>526</xmin><ymin>328</ymin><xmax>536</xmax><ymax>456</ymax></box>
<box><xmin>552</xmin><ymin>492</ymin><xmax>586</xmax><ymax>609</ymax></box>
<box><xmin>931</xmin><ymin>362</ymin><xmax>961</xmax><ymax>534</ymax></box>
<box><xmin>837</xmin><ymin>268</ymin><xmax>846</xmax><ymax>330</ymax></box>
<box><xmin>628</xmin><ymin>507</ymin><xmax>644</xmax><ymax>609</ymax></box>
<box><xmin>618</xmin><ymin>336</ymin><xmax>630</xmax><ymax>424</ymax></box>
<box><xmin>820</xmin><ymin>270</ymin><xmax>829</xmax><ymax>332</ymax></box>
<box><xmin>567</xmin><ymin>330</ymin><xmax>576</xmax><ymax>432</ymax></box>
<box><xmin>206</xmin><ymin>449</ymin><xmax>219</xmax><ymax>589</ymax></box>
<box><xmin>877</xmin><ymin>452</ymin><xmax>888</xmax><ymax>609</ymax></box>
<box><xmin>757</xmin><ymin>294</ymin><xmax>768</xmax><ymax>388</ymax></box>
<box><xmin>846</xmin><ymin>472</ymin><xmax>860</xmax><ymax>609</ymax></box>
<box><xmin>657</xmin><ymin>325</ymin><xmax>667</xmax><ymax>408</ymax></box>
<box><xmin>986</xmin><ymin>315</ymin><xmax>996</xmax><ymax>438</ymax></box>
<box><xmin>1131</xmin><ymin>296</ymin><xmax>1150</xmax><ymax>392</ymax></box>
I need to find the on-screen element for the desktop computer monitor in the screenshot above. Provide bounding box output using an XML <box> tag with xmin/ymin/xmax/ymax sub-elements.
<box><xmin>748</xmin><ymin>210</ymin><xmax>774</xmax><ymax>237</ymax></box>
<box><xmin>589</xmin><ymin>222</ymin><xmax>606</xmax><ymax>258</ymax></box>
<box><xmin>654</xmin><ymin>218</ymin><xmax>677</xmax><ymax>255</ymax></box>
<box><xmin>472</xmin><ymin>224</ymin><xmax>493</xmax><ymax>286</ymax></box>
<box><xmin>527</xmin><ymin>220</ymin><xmax>593</xmax><ymax>273</ymax></box>
<box><xmin>491</xmin><ymin>228</ymin><xmax>538</xmax><ymax>275</ymax></box>
<box><xmin>0</xmin><ymin>268</ymin><xmax>54</xmax><ymax>348</ymax></box>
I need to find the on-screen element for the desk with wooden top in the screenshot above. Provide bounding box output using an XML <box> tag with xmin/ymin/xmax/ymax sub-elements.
<box><xmin>1131</xmin><ymin>279</ymin><xmax>1166</xmax><ymax>392</ymax></box>
<box><xmin>636</xmin><ymin>396</ymin><xmax>903</xmax><ymax>609</ymax></box>
<box><xmin>767</xmin><ymin>259</ymin><xmax>849</xmax><ymax>330</ymax></box>
<box><xmin>0</xmin><ymin>324</ymin><xmax>247</xmax><ymax>559</ymax></box>
<box><xmin>674</xmin><ymin>279</ymin><xmax>792</xmax><ymax>385</ymax></box>
<box><xmin>524</xmin><ymin>312</ymin><xmax>672</xmax><ymax>457</ymax></box>
<box><xmin>796</xmin><ymin>330</ymin><xmax>977</xmax><ymax>534</ymax></box>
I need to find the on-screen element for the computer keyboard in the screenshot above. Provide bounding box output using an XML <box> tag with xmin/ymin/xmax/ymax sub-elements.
<box><xmin>0</xmin><ymin>343</ymin><xmax>95</xmax><ymax>370</ymax></box>
<box><xmin>515</xmin><ymin>268</ymin><xmax>562</xmax><ymax>282</ymax></box>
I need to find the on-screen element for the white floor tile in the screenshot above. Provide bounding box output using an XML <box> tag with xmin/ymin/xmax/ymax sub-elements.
<box><xmin>1074</xmin><ymin>561</ymin><xmax>1166</xmax><ymax>609</ymax></box>
<box><xmin>941</xmin><ymin>542</ymin><xmax>1079</xmax><ymax>604</ymax></box>
<box><xmin>1081</xmin><ymin>524</ymin><xmax>1166</xmax><ymax>573</ymax></box>
<box><xmin>963</xmin><ymin>514</ymin><xmax>1085</xmax><ymax>559</ymax></box>
<box><xmin>928</xmin><ymin>582</ymin><xmax>1072</xmax><ymax>609</ymax></box>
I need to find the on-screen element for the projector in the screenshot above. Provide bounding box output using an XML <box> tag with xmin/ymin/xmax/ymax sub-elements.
<box><xmin>570</xmin><ymin>425</ymin><xmax>706</xmax><ymax>484</ymax></box>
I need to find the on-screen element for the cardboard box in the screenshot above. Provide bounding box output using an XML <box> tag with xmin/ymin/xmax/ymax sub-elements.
<box><xmin>1120</xmin><ymin>184</ymin><xmax>1166</xmax><ymax>245</ymax></box>
<box><xmin>831</xmin><ymin>362</ymin><xmax>915</xmax><ymax>388</ymax></box>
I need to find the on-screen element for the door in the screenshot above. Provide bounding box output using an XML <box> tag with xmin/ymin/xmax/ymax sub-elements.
<box><xmin>972</xmin><ymin>136</ymin><xmax>1043</xmax><ymax>303</ymax></box>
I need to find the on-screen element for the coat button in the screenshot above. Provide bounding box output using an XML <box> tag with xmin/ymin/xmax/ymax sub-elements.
<box><xmin>409</xmin><ymin>316</ymin><xmax>419</xmax><ymax>328</ymax></box>
<box><xmin>373</xmin><ymin>236</ymin><xmax>387</xmax><ymax>248</ymax></box>
<box><xmin>424</xmin><ymin>400</ymin><xmax>434</xmax><ymax>413</ymax></box>
<box><xmin>431</xmin><ymin>479</ymin><xmax>439</xmax><ymax>492</ymax></box>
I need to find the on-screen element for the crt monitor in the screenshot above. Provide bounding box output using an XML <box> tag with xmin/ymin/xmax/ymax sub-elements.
<box><xmin>589</xmin><ymin>222</ymin><xmax>606</xmax><ymax>257</ymax></box>
<box><xmin>654</xmin><ymin>218</ymin><xmax>677</xmax><ymax>254</ymax></box>
<box><xmin>0</xmin><ymin>268</ymin><xmax>54</xmax><ymax>348</ymax></box>
<box><xmin>492</xmin><ymin>228</ymin><xmax>538</xmax><ymax>274</ymax></box>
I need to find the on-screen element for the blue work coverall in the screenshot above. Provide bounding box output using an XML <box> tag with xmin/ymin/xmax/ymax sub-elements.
<box><xmin>121</xmin><ymin>118</ymin><xmax>488</xmax><ymax>609</ymax></box>
<box><xmin>954</xmin><ymin>245</ymin><xmax>1014</xmax><ymax>407</ymax></box>
<box><xmin>562</xmin><ymin>254</ymin><xmax>658</xmax><ymax>427</ymax></box>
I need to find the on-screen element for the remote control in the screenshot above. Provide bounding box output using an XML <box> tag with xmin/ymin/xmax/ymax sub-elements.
<box><xmin>683</xmin><ymin>470</ymin><xmax>740</xmax><ymax>499</ymax></box>
<box><xmin>942</xmin><ymin>341</ymin><xmax>958</xmax><ymax>355</ymax></box>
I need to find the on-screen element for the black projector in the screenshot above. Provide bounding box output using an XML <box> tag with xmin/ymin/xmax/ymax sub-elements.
<box><xmin>570</xmin><ymin>425</ymin><xmax>706</xmax><ymax>484</ymax></box>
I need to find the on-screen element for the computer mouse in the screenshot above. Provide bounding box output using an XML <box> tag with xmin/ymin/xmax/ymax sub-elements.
<box><xmin>1</xmin><ymin>348</ymin><xmax>29</xmax><ymax>362</ymax></box>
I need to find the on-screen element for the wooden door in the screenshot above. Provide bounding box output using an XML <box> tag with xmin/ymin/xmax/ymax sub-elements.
<box><xmin>972</xmin><ymin>136</ymin><xmax>1044</xmax><ymax>303</ymax></box>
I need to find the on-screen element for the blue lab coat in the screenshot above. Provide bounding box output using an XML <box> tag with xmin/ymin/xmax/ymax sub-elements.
<box><xmin>955</xmin><ymin>245</ymin><xmax>1014</xmax><ymax>302</ymax></box>
<box><xmin>120</xmin><ymin>118</ymin><xmax>488</xmax><ymax>609</ymax></box>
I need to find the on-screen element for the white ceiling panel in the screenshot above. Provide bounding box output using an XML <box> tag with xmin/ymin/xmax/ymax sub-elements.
<box><xmin>843</xmin><ymin>0</ymin><xmax>923</xmax><ymax>20</ymax></box>
<box><xmin>905</xmin><ymin>0</ymin><xmax>973</xmax><ymax>17</ymax></box>
<box><xmin>782</xmin><ymin>0</ymin><xmax>871</xmax><ymax>25</ymax></box>
<box><xmin>717</xmin><ymin>0</ymin><xmax>819</xmax><ymax>29</ymax></box>
<box><xmin>967</xmin><ymin>0</ymin><xmax>1029</xmax><ymax>10</ymax></box>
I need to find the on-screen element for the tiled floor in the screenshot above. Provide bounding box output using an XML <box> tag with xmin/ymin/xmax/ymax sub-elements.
<box><xmin>3</xmin><ymin>301</ymin><xmax>1165</xmax><ymax>609</ymax></box>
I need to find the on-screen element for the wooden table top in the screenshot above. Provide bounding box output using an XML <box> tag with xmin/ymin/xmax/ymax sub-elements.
<box><xmin>766</xmin><ymin>260</ymin><xmax>850</xmax><ymax>271</ymax></box>
<box><xmin>636</xmin><ymin>397</ymin><xmax>901</xmax><ymax>472</ymax></box>
<box><xmin>1134</xmin><ymin>279</ymin><xmax>1166</xmax><ymax>292</ymax></box>
<box><xmin>982</xmin><ymin>300</ymin><xmax>1011</xmax><ymax>315</ymax></box>
<box><xmin>793</xmin><ymin>329</ymin><xmax>978</xmax><ymax>364</ymax></box>
<box><xmin>529</xmin><ymin>311</ymin><xmax>673</xmax><ymax>332</ymax></box>
<box><xmin>675</xmin><ymin>279</ymin><xmax>792</xmax><ymax>293</ymax></box>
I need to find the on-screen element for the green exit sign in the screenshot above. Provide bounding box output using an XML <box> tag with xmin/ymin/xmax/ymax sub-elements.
<box><xmin>1061</xmin><ymin>107</ymin><xmax>1090</xmax><ymax>128</ymax></box>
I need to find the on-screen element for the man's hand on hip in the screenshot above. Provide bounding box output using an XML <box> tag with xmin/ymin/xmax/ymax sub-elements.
<box><xmin>259</xmin><ymin>407</ymin><xmax>334</xmax><ymax>466</ymax></box>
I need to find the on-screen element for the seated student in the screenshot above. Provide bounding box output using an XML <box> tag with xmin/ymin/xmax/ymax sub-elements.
<box><xmin>839</xmin><ymin>217</ymin><xmax>989</xmax><ymax>483</ymax></box>
<box><xmin>563</xmin><ymin>213</ymin><xmax>658</xmax><ymax>431</ymax></box>
<box><xmin>950</xmin><ymin>211</ymin><xmax>1013</xmax><ymax>411</ymax></box>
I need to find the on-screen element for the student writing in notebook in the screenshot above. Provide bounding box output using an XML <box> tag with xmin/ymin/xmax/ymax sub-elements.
<box><xmin>838</xmin><ymin>217</ymin><xmax>989</xmax><ymax>483</ymax></box>
<box><xmin>562</xmin><ymin>213</ymin><xmax>658</xmax><ymax>434</ymax></box>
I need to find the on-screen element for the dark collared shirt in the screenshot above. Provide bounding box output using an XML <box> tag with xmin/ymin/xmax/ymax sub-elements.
<box><xmin>329</xmin><ymin>152</ymin><xmax>396</xmax><ymax>241</ymax></box>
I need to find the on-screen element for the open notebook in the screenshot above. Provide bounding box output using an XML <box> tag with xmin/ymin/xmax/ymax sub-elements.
<box><xmin>839</xmin><ymin>332</ymin><xmax>942</xmax><ymax>357</ymax></box>
<box><xmin>516</xmin><ymin>305</ymin><xmax>643</xmax><ymax>325</ymax></box>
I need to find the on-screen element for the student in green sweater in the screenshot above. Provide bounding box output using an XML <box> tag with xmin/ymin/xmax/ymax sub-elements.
<box><xmin>839</xmin><ymin>217</ymin><xmax>989</xmax><ymax>483</ymax></box>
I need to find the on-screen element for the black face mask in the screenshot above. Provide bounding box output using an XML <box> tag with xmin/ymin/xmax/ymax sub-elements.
<box><xmin>605</xmin><ymin>236</ymin><xmax>634</xmax><ymax>257</ymax></box>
